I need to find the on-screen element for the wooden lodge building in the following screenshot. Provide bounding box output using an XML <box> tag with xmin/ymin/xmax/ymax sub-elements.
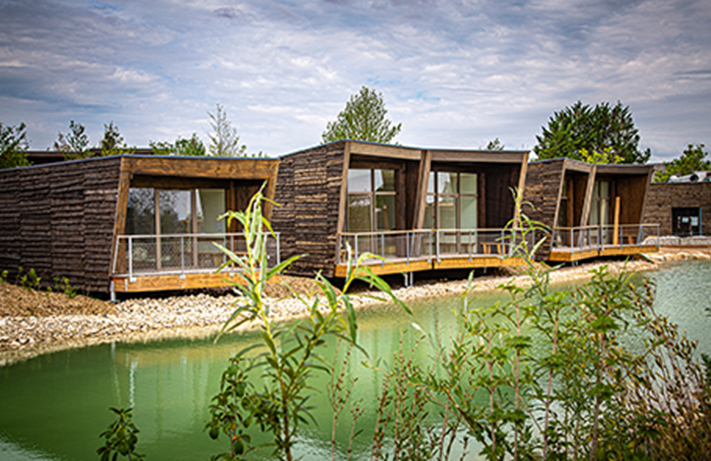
<box><xmin>1</xmin><ymin>143</ymin><xmax>683</xmax><ymax>296</ymax></box>
<box><xmin>0</xmin><ymin>155</ymin><xmax>279</xmax><ymax>297</ymax></box>
<box><xmin>523</xmin><ymin>158</ymin><xmax>659</xmax><ymax>262</ymax></box>
<box><xmin>271</xmin><ymin>140</ymin><xmax>530</xmax><ymax>280</ymax></box>
<box><xmin>643</xmin><ymin>176</ymin><xmax>711</xmax><ymax>237</ymax></box>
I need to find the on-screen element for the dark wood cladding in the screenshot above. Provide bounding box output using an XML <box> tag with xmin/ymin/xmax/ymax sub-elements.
<box><xmin>482</xmin><ymin>164</ymin><xmax>522</xmax><ymax>228</ymax></box>
<box><xmin>522</xmin><ymin>161</ymin><xmax>566</xmax><ymax>256</ymax></box>
<box><xmin>272</xmin><ymin>144</ymin><xmax>346</xmax><ymax>277</ymax></box>
<box><xmin>273</xmin><ymin>141</ymin><xmax>528</xmax><ymax>277</ymax></box>
<box><xmin>0</xmin><ymin>157</ymin><xmax>122</xmax><ymax>293</ymax></box>
<box><xmin>523</xmin><ymin>158</ymin><xmax>654</xmax><ymax>259</ymax></box>
<box><xmin>644</xmin><ymin>182</ymin><xmax>711</xmax><ymax>235</ymax></box>
<box><xmin>1</xmin><ymin>155</ymin><xmax>280</xmax><ymax>294</ymax></box>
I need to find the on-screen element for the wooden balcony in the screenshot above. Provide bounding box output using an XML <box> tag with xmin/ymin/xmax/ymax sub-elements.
<box><xmin>334</xmin><ymin>228</ymin><xmax>536</xmax><ymax>277</ymax></box>
<box><xmin>549</xmin><ymin>224</ymin><xmax>660</xmax><ymax>262</ymax></box>
<box><xmin>110</xmin><ymin>232</ymin><xmax>280</xmax><ymax>295</ymax></box>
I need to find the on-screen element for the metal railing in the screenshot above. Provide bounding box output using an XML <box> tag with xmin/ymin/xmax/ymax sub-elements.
<box><xmin>337</xmin><ymin>228</ymin><xmax>538</xmax><ymax>265</ymax></box>
<box><xmin>337</xmin><ymin>230</ymin><xmax>435</xmax><ymax>266</ymax></box>
<box><xmin>551</xmin><ymin>224</ymin><xmax>660</xmax><ymax>253</ymax></box>
<box><xmin>112</xmin><ymin>232</ymin><xmax>281</xmax><ymax>280</ymax></box>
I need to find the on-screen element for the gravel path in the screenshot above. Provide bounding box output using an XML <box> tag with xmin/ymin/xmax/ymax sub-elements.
<box><xmin>1</xmin><ymin>250</ymin><xmax>709</xmax><ymax>366</ymax></box>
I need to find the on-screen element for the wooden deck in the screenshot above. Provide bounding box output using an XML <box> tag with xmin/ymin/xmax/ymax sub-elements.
<box><xmin>333</xmin><ymin>253</ymin><xmax>525</xmax><ymax>277</ymax></box>
<box><xmin>111</xmin><ymin>270</ymin><xmax>272</xmax><ymax>293</ymax></box>
<box><xmin>549</xmin><ymin>244</ymin><xmax>658</xmax><ymax>262</ymax></box>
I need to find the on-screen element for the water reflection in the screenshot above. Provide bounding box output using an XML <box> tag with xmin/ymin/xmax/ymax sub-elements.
<box><xmin>1</xmin><ymin>262</ymin><xmax>710</xmax><ymax>460</ymax></box>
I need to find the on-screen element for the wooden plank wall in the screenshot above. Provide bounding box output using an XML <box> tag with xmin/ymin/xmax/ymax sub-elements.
<box><xmin>644</xmin><ymin>182</ymin><xmax>711</xmax><ymax>235</ymax></box>
<box><xmin>272</xmin><ymin>144</ymin><xmax>346</xmax><ymax>277</ymax></box>
<box><xmin>522</xmin><ymin>161</ymin><xmax>565</xmax><ymax>256</ymax></box>
<box><xmin>614</xmin><ymin>174</ymin><xmax>649</xmax><ymax>225</ymax></box>
<box><xmin>483</xmin><ymin>164</ymin><xmax>522</xmax><ymax>228</ymax></box>
<box><xmin>0</xmin><ymin>158</ymin><xmax>122</xmax><ymax>293</ymax></box>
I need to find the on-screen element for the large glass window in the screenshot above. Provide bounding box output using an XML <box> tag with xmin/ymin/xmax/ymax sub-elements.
<box><xmin>126</xmin><ymin>188</ymin><xmax>227</xmax><ymax>235</ymax></box>
<box><xmin>125</xmin><ymin>188</ymin><xmax>155</xmax><ymax>235</ymax></box>
<box><xmin>424</xmin><ymin>171</ymin><xmax>478</xmax><ymax>229</ymax></box>
<box><xmin>346</xmin><ymin>169</ymin><xmax>397</xmax><ymax>232</ymax></box>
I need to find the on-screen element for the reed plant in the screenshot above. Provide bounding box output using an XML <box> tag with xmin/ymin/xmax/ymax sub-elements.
<box><xmin>370</xmin><ymin>196</ymin><xmax>711</xmax><ymax>460</ymax></box>
<box><xmin>206</xmin><ymin>189</ymin><xmax>405</xmax><ymax>461</ymax></box>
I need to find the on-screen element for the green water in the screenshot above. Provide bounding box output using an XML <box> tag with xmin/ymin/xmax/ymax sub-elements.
<box><xmin>1</xmin><ymin>262</ymin><xmax>711</xmax><ymax>460</ymax></box>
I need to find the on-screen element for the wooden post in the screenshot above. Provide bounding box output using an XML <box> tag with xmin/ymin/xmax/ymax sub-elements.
<box><xmin>613</xmin><ymin>196</ymin><xmax>621</xmax><ymax>245</ymax></box>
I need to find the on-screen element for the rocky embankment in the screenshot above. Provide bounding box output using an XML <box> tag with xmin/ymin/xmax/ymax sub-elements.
<box><xmin>1</xmin><ymin>248</ymin><xmax>710</xmax><ymax>366</ymax></box>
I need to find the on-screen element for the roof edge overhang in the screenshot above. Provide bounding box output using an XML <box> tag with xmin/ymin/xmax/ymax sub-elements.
<box><xmin>279</xmin><ymin>139</ymin><xmax>529</xmax><ymax>164</ymax></box>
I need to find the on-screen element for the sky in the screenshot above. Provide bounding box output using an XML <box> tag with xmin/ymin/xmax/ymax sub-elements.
<box><xmin>1</xmin><ymin>0</ymin><xmax>710</xmax><ymax>162</ymax></box>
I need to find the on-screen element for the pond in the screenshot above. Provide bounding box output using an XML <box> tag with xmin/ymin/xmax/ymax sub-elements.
<box><xmin>1</xmin><ymin>261</ymin><xmax>711</xmax><ymax>460</ymax></box>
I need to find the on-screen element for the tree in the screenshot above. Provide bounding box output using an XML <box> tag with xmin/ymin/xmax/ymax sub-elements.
<box><xmin>486</xmin><ymin>137</ymin><xmax>504</xmax><ymax>151</ymax></box>
<box><xmin>321</xmin><ymin>86</ymin><xmax>402</xmax><ymax>144</ymax></box>
<box><xmin>99</xmin><ymin>122</ymin><xmax>135</xmax><ymax>156</ymax></box>
<box><xmin>579</xmin><ymin>147</ymin><xmax>623</xmax><ymax>164</ymax></box>
<box><xmin>208</xmin><ymin>104</ymin><xmax>246</xmax><ymax>157</ymax></box>
<box><xmin>54</xmin><ymin>121</ymin><xmax>89</xmax><ymax>160</ymax></box>
<box><xmin>654</xmin><ymin>144</ymin><xmax>710</xmax><ymax>183</ymax></box>
<box><xmin>0</xmin><ymin>121</ymin><xmax>30</xmax><ymax>169</ymax></box>
<box><xmin>150</xmin><ymin>133</ymin><xmax>206</xmax><ymax>157</ymax></box>
<box><xmin>534</xmin><ymin>101</ymin><xmax>650</xmax><ymax>164</ymax></box>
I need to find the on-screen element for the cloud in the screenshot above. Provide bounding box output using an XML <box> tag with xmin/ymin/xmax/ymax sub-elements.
<box><xmin>0</xmin><ymin>0</ymin><xmax>708</xmax><ymax>160</ymax></box>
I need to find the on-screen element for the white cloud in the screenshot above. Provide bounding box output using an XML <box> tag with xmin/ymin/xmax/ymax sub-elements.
<box><xmin>0</xmin><ymin>0</ymin><xmax>708</xmax><ymax>160</ymax></box>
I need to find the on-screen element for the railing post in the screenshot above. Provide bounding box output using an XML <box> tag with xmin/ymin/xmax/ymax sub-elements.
<box><xmin>436</xmin><ymin>230</ymin><xmax>440</xmax><ymax>262</ymax></box>
<box><xmin>276</xmin><ymin>233</ymin><xmax>281</xmax><ymax>267</ymax></box>
<box><xmin>619</xmin><ymin>226</ymin><xmax>623</xmax><ymax>249</ymax></box>
<box><xmin>597</xmin><ymin>227</ymin><xmax>601</xmax><ymax>251</ymax></box>
<box><xmin>500</xmin><ymin>229</ymin><xmax>505</xmax><ymax>259</ymax></box>
<box><xmin>112</xmin><ymin>236</ymin><xmax>120</xmax><ymax>275</ymax></box>
<box><xmin>128</xmin><ymin>236</ymin><xmax>134</xmax><ymax>282</ymax></box>
<box><xmin>180</xmin><ymin>235</ymin><xmax>186</xmax><ymax>279</ymax></box>
<box><xmin>406</xmin><ymin>232</ymin><xmax>410</xmax><ymax>264</ymax></box>
<box><xmin>354</xmin><ymin>235</ymin><xmax>359</xmax><ymax>261</ymax></box>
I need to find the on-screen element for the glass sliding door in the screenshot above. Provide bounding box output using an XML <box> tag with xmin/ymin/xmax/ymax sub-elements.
<box><xmin>425</xmin><ymin>171</ymin><xmax>479</xmax><ymax>254</ymax></box>
<box><xmin>346</xmin><ymin>168</ymin><xmax>398</xmax><ymax>257</ymax></box>
<box><xmin>346</xmin><ymin>169</ymin><xmax>397</xmax><ymax>232</ymax></box>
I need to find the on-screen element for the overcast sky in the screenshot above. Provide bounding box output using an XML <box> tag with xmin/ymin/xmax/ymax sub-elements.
<box><xmin>1</xmin><ymin>0</ymin><xmax>710</xmax><ymax>162</ymax></box>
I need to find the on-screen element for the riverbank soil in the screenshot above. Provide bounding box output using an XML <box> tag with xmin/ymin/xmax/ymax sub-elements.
<box><xmin>1</xmin><ymin>247</ymin><xmax>710</xmax><ymax>365</ymax></box>
<box><xmin>0</xmin><ymin>275</ymin><xmax>326</xmax><ymax>318</ymax></box>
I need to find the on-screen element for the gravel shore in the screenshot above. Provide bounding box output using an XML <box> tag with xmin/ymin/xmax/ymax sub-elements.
<box><xmin>1</xmin><ymin>249</ymin><xmax>710</xmax><ymax>366</ymax></box>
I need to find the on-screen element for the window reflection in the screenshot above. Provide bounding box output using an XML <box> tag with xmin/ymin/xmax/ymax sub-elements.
<box><xmin>425</xmin><ymin>172</ymin><xmax>478</xmax><ymax>229</ymax></box>
<box><xmin>126</xmin><ymin>188</ymin><xmax>226</xmax><ymax>235</ymax></box>
<box><xmin>346</xmin><ymin>169</ymin><xmax>397</xmax><ymax>232</ymax></box>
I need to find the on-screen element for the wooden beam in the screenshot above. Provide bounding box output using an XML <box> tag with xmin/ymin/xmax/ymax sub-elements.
<box><xmin>110</xmin><ymin>163</ymin><xmax>132</xmax><ymax>278</ymax></box>
<box><xmin>552</xmin><ymin>165</ymin><xmax>568</xmax><ymax>230</ymax></box>
<box><xmin>434</xmin><ymin>256</ymin><xmax>525</xmax><ymax>270</ymax></box>
<box><xmin>563</xmin><ymin>158</ymin><xmax>595</xmax><ymax>173</ymax></box>
<box><xmin>580</xmin><ymin>165</ymin><xmax>597</xmax><ymax>226</ymax></box>
<box><xmin>548</xmin><ymin>249</ymin><xmax>599</xmax><ymax>262</ymax></box>
<box><xmin>430</xmin><ymin>151</ymin><xmax>527</xmax><ymax>163</ymax></box>
<box><xmin>348</xmin><ymin>142</ymin><xmax>421</xmax><ymax>160</ymax></box>
<box><xmin>335</xmin><ymin>142</ymin><xmax>351</xmax><ymax>235</ymax></box>
<box><xmin>112</xmin><ymin>272</ymin><xmax>280</xmax><ymax>293</ymax></box>
<box><xmin>512</xmin><ymin>153</ymin><xmax>528</xmax><ymax>227</ymax></box>
<box><xmin>122</xmin><ymin>156</ymin><xmax>279</xmax><ymax>180</ymax></box>
<box><xmin>333</xmin><ymin>259</ymin><xmax>431</xmax><ymax>277</ymax></box>
<box><xmin>413</xmin><ymin>150</ymin><xmax>432</xmax><ymax>229</ymax></box>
